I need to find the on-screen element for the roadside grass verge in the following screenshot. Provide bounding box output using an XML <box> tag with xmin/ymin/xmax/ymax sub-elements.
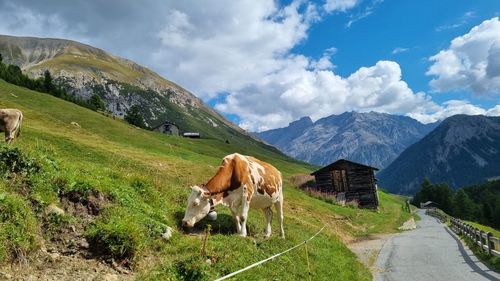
<box><xmin>460</xmin><ymin>234</ymin><xmax>500</xmax><ymax>272</ymax></box>
<box><xmin>0</xmin><ymin>79</ymin><xmax>409</xmax><ymax>280</ymax></box>
<box><xmin>463</xmin><ymin>221</ymin><xmax>500</xmax><ymax>238</ymax></box>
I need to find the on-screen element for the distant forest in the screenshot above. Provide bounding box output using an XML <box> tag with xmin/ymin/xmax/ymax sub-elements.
<box><xmin>0</xmin><ymin>53</ymin><xmax>145</xmax><ymax>128</ymax></box>
<box><xmin>412</xmin><ymin>179</ymin><xmax>500</xmax><ymax>229</ymax></box>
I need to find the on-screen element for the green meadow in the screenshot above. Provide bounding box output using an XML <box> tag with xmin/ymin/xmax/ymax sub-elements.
<box><xmin>0</xmin><ymin>79</ymin><xmax>412</xmax><ymax>280</ymax></box>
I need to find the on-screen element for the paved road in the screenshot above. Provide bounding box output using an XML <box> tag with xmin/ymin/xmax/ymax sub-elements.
<box><xmin>375</xmin><ymin>210</ymin><xmax>500</xmax><ymax>281</ymax></box>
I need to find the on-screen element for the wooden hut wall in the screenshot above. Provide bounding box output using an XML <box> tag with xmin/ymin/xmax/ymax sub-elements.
<box><xmin>314</xmin><ymin>172</ymin><xmax>334</xmax><ymax>193</ymax></box>
<box><xmin>346</xmin><ymin>168</ymin><xmax>375</xmax><ymax>192</ymax></box>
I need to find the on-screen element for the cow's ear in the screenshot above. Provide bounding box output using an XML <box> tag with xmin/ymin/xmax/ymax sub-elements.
<box><xmin>202</xmin><ymin>190</ymin><xmax>211</xmax><ymax>198</ymax></box>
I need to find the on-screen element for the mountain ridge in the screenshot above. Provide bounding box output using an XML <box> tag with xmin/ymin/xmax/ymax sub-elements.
<box><xmin>378</xmin><ymin>114</ymin><xmax>500</xmax><ymax>194</ymax></box>
<box><xmin>0</xmin><ymin>34</ymin><xmax>250</xmax><ymax>140</ymax></box>
<box><xmin>257</xmin><ymin>111</ymin><xmax>437</xmax><ymax>168</ymax></box>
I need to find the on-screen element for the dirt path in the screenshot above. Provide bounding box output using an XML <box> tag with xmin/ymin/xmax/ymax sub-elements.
<box><xmin>347</xmin><ymin>234</ymin><xmax>395</xmax><ymax>273</ymax></box>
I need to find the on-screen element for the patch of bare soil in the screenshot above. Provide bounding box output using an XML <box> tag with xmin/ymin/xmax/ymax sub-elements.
<box><xmin>0</xmin><ymin>191</ymin><xmax>134</xmax><ymax>281</ymax></box>
<box><xmin>0</xmin><ymin>250</ymin><xmax>133</xmax><ymax>281</ymax></box>
<box><xmin>347</xmin><ymin>234</ymin><xmax>394</xmax><ymax>273</ymax></box>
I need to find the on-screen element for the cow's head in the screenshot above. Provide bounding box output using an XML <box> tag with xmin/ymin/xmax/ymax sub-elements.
<box><xmin>182</xmin><ymin>185</ymin><xmax>211</xmax><ymax>228</ymax></box>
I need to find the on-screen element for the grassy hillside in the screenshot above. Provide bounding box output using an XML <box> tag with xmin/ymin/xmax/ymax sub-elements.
<box><xmin>0</xmin><ymin>79</ymin><xmax>412</xmax><ymax>280</ymax></box>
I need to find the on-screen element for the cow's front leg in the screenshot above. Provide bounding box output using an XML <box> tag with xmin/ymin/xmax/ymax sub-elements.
<box><xmin>230</xmin><ymin>205</ymin><xmax>242</xmax><ymax>234</ymax></box>
<box><xmin>239</xmin><ymin>186</ymin><xmax>250</xmax><ymax>237</ymax></box>
<box><xmin>263</xmin><ymin>207</ymin><xmax>273</xmax><ymax>238</ymax></box>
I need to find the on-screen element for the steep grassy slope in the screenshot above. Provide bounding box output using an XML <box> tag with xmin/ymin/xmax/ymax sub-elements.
<box><xmin>0</xmin><ymin>34</ymin><xmax>254</xmax><ymax>141</ymax></box>
<box><xmin>0</xmin><ymin>79</ymin><xmax>411</xmax><ymax>280</ymax></box>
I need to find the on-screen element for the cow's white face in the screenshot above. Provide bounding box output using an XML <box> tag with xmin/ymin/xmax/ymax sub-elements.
<box><xmin>182</xmin><ymin>185</ymin><xmax>211</xmax><ymax>228</ymax></box>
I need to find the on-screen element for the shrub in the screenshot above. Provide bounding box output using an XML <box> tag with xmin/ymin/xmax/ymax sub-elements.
<box><xmin>175</xmin><ymin>256</ymin><xmax>209</xmax><ymax>281</ymax></box>
<box><xmin>0</xmin><ymin>190</ymin><xmax>39</xmax><ymax>263</ymax></box>
<box><xmin>85</xmin><ymin>207</ymin><xmax>144</xmax><ymax>261</ymax></box>
<box><xmin>0</xmin><ymin>147</ymin><xmax>41</xmax><ymax>176</ymax></box>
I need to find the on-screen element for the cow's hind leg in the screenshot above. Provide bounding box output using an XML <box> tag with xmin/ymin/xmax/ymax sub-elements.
<box><xmin>5</xmin><ymin>131</ymin><xmax>12</xmax><ymax>144</ymax></box>
<box><xmin>274</xmin><ymin>198</ymin><xmax>285</xmax><ymax>239</ymax></box>
<box><xmin>263</xmin><ymin>207</ymin><xmax>273</xmax><ymax>238</ymax></box>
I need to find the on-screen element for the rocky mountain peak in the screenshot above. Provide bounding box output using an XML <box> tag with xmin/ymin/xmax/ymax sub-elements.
<box><xmin>257</xmin><ymin>111</ymin><xmax>437</xmax><ymax>168</ymax></box>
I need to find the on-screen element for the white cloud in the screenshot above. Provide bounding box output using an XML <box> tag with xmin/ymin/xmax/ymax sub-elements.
<box><xmin>153</xmin><ymin>0</ymin><xmax>317</xmax><ymax>97</ymax></box>
<box><xmin>486</xmin><ymin>105</ymin><xmax>500</xmax><ymax>116</ymax></box>
<box><xmin>216</xmin><ymin>60</ymin><xmax>441</xmax><ymax>131</ymax></box>
<box><xmin>345</xmin><ymin>0</ymin><xmax>383</xmax><ymax>28</ymax></box>
<box><xmin>0</xmin><ymin>2</ymin><xmax>83</xmax><ymax>40</ymax></box>
<box><xmin>324</xmin><ymin>0</ymin><xmax>360</xmax><ymax>13</ymax></box>
<box><xmin>392</xmin><ymin>47</ymin><xmax>409</xmax><ymax>55</ymax></box>
<box><xmin>407</xmin><ymin>100</ymin><xmax>499</xmax><ymax>124</ymax></box>
<box><xmin>427</xmin><ymin>17</ymin><xmax>500</xmax><ymax>95</ymax></box>
<box><xmin>0</xmin><ymin>0</ymin><xmax>497</xmax><ymax>131</ymax></box>
<box><xmin>435</xmin><ymin>11</ymin><xmax>475</xmax><ymax>32</ymax></box>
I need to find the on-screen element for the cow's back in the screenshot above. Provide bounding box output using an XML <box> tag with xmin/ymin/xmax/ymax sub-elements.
<box><xmin>245</xmin><ymin>155</ymin><xmax>282</xmax><ymax>198</ymax></box>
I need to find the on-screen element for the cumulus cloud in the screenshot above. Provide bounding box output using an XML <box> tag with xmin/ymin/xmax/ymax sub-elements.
<box><xmin>216</xmin><ymin>60</ymin><xmax>440</xmax><ymax>131</ymax></box>
<box><xmin>0</xmin><ymin>0</ymin><xmax>497</xmax><ymax>131</ymax></box>
<box><xmin>427</xmin><ymin>17</ymin><xmax>500</xmax><ymax>95</ymax></box>
<box><xmin>407</xmin><ymin>100</ymin><xmax>498</xmax><ymax>124</ymax></box>
<box><xmin>153</xmin><ymin>0</ymin><xmax>318</xmax><ymax>97</ymax></box>
<box><xmin>324</xmin><ymin>0</ymin><xmax>360</xmax><ymax>13</ymax></box>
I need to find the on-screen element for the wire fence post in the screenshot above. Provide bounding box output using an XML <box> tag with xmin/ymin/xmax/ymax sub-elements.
<box><xmin>304</xmin><ymin>241</ymin><xmax>312</xmax><ymax>281</ymax></box>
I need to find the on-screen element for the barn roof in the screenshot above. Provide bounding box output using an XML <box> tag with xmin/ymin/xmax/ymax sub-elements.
<box><xmin>421</xmin><ymin>201</ymin><xmax>438</xmax><ymax>206</ymax></box>
<box><xmin>152</xmin><ymin>120</ymin><xmax>178</xmax><ymax>130</ymax></box>
<box><xmin>310</xmin><ymin>159</ymin><xmax>379</xmax><ymax>175</ymax></box>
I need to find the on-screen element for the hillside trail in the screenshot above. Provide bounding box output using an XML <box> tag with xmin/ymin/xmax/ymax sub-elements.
<box><xmin>374</xmin><ymin>209</ymin><xmax>500</xmax><ymax>281</ymax></box>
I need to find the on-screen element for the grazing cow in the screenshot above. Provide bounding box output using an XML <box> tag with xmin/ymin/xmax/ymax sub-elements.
<box><xmin>0</xmin><ymin>109</ymin><xmax>23</xmax><ymax>144</ymax></box>
<box><xmin>182</xmin><ymin>153</ymin><xmax>284</xmax><ymax>238</ymax></box>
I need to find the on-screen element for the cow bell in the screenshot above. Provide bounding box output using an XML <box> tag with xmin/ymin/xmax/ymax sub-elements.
<box><xmin>207</xmin><ymin>211</ymin><xmax>217</xmax><ymax>221</ymax></box>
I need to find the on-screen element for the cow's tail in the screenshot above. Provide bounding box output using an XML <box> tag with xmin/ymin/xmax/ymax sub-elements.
<box><xmin>15</xmin><ymin>112</ymin><xmax>23</xmax><ymax>138</ymax></box>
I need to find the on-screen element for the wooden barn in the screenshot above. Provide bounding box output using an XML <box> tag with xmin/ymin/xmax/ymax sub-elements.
<box><xmin>153</xmin><ymin>121</ymin><xmax>180</xmax><ymax>136</ymax></box>
<box><xmin>310</xmin><ymin>159</ymin><xmax>379</xmax><ymax>208</ymax></box>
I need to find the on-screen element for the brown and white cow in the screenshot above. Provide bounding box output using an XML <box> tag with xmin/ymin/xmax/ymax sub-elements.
<box><xmin>0</xmin><ymin>109</ymin><xmax>23</xmax><ymax>144</ymax></box>
<box><xmin>182</xmin><ymin>153</ymin><xmax>284</xmax><ymax>238</ymax></box>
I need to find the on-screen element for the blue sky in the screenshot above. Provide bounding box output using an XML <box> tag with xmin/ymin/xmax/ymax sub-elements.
<box><xmin>298</xmin><ymin>0</ymin><xmax>500</xmax><ymax>105</ymax></box>
<box><xmin>1</xmin><ymin>0</ymin><xmax>499</xmax><ymax>131</ymax></box>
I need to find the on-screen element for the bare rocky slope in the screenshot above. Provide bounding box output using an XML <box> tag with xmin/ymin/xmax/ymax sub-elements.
<box><xmin>0</xmin><ymin>34</ymin><xmax>253</xmax><ymax>141</ymax></box>
<box><xmin>257</xmin><ymin>111</ymin><xmax>437</xmax><ymax>168</ymax></box>
<box><xmin>378</xmin><ymin>115</ymin><xmax>500</xmax><ymax>194</ymax></box>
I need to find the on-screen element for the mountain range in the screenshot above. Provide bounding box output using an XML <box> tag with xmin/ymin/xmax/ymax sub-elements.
<box><xmin>378</xmin><ymin>115</ymin><xmax>500</xmax><ymax>194</ymax></box>
<box><xmin>0</xmin><ymin>34</ymin><xmax>257</xmax><ymax>144</ymax></box>
<box><xmin>257</xmin><ymin>111</ymin><xmax>437</xmax><ymax>169</ymax></box>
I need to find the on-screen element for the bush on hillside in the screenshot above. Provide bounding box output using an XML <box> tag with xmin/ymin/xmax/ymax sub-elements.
<box><xmin>85</xmin><ymin>207</ymin><xmax>145</xmax><ymax>261</ymax></box>
<box><xmin>0</xmin><ymin>190</ymin><xmax>40</xmax><ymax>263</ymax></box>
<box><xmin>0</xmin><ymin>147</ymin><xmax>41</xmax><ymax>176</ymax></box>
<box><xmin>124</xmin><ymin>105</ymin><xmax>148</xmax><ymax>129</ymax></box>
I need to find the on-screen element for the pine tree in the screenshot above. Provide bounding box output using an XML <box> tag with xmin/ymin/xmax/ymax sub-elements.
<box><xmin>89</xmin><ymin>94</ymin><xmax>106</xmax><ymax>111</ymax></box>
<box><xmin>453</xmin><ymin>189</ymin><xmax>475</xmax><ymax>220</ymax></box>
<box><xmin>124</xmin><ymin>105</ymin><xmax>147</xmax><ymax>129</ymax></box>
<box><xmin>43</xmin><ymin>70</ymin><xmax>55</xmax><ymax>93</ymax></box>
<box><xmin>493</xmin><ymin>198</ymin><xmax>500</xmax><ymax>229</ymax></box>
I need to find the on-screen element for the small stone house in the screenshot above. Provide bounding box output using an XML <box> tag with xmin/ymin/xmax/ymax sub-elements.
<box><xmin>153</xmin><ymin>121</ymin><xmax>179</xmax><ymax>136</ymax></box>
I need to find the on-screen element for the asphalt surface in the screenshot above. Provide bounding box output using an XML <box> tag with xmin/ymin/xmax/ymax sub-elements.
<box><xmin>375</xmin><ymin>210</ymin><xmax>500</xmax><ymax>281</ymax></box>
